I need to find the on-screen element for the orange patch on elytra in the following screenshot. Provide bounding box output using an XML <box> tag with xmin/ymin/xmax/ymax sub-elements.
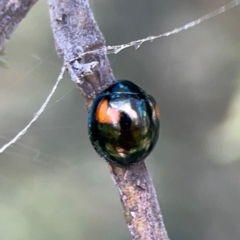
<box><xmin>154</xmin><ymin>104</ymin><xmax>160</xmax><ymax>120</ymax></box>
<box><xmin>96</xmin><ymin>99</ymin><xmax>120</xmax><ymax>124</ymax></box>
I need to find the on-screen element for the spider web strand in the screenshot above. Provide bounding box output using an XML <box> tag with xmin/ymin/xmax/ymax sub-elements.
<box><xmin>107</xmin><ymin>0</ymin><xmax>240</xmax><ymax>54</ymax></box>
<box><xmin>0</xmin><ymin>66</ymin><xmax>66</xmax><ymax>153</ymax></box>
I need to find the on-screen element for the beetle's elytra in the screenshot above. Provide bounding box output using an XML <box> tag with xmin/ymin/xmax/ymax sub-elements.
<box><xmin>88</xmin><ymin>80</ymin><xmax>160</xmax><ymax>167</ymax></box>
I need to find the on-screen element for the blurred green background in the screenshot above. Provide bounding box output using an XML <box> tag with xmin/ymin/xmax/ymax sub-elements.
<box><xmin>1</xmin><ymin>0</ymin><xmax>240</xmax><ymax>239</ymax></box>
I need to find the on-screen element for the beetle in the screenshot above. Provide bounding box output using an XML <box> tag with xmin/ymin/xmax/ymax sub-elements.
<box><xmin>88</xmin><ymin>80</ymin><xmax>160</xmax><ymax>167</ymax></box>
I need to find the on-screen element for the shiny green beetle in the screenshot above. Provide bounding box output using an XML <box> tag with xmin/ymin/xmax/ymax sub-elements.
<box><xmin>88</xmin><ymin>80</ymin><xmax>160</xmax><ymax>167</ymax></box>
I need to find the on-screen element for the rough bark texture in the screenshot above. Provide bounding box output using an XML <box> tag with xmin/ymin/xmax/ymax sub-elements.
<box><xmin>48</xmin><ymin>0</ymin><xmax>116</xmax><ymax>110</ymax></box>
<box><xmin>109</xmin><ymin>162</ymin><xmax>169</xmax><ymax>240</ymax></box>
<box><xmin>48</xmin><ymin>0</ymin><xmax>169</xmax><ymax>239</ymax></box>
<box><xmin>0</xmin><ymin>0</ymin><xmax>38</xmax><ymax>49</ymax></box>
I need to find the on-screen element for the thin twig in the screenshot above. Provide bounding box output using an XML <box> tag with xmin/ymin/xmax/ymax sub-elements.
<box><xmin>109</xmin><ymin>162</ymin><xmax>169</xmax><ymax>240</ymax></box>
<box><xmin>48</xmin><ymin>0</ymin><xmax>115</xmax><ymax>110</ymax></box>
<box><xmin>0</xmin><ymin>0</ymin><xmax>38</xmax><ymax>49</ymax></box>
<box><xmin>47</xmin><ymin>0</ymin><xmax>169</xmax><ymax>239</ymax></box>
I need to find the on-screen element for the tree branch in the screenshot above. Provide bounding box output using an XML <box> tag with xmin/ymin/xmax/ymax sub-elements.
<box><xmin>109</xmin><ymin>162</ymin><xmax>169</xmax><ymax>239</ymax></box>
<box><xmin>0</xmin><ymin>0</ymin><xmax>38</xmax><ymax>49</ymax></box>
<box><xmin>48</xmin><ymin>0</ymin><xmax>115</xmax><ymax>110</ymax></box>
<box><xmin>48</xmin><ymin>0</ymin><xmax>169</xmax><ymax>239</ymax></box>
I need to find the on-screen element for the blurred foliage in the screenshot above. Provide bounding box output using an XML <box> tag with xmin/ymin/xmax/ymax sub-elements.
<box><xmin>0</xmin><ymin>58</ymin><xmax>9</xmax><ymax>69</ymax></box>
<box><xmin>0</xmin><ymin>48</ymin><xmax>9</xmax><ymax>68</ymax></box>
<box><xmin>0</xmin><ymin>0</ymin><xmax>240</xmax><ymax>239</ymax></box>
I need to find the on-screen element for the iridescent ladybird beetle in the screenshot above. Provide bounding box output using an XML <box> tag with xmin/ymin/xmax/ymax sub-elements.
<box><xmin>88</xmin><ymin>80</ymin><xmax>160</xmax><ymax>167</ymax></box>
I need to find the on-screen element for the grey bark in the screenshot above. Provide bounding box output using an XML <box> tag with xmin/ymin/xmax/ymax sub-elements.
<box><xmin>48</xmin><ymin>0</ymin><xmax>170</xmax><ymax>239</ymax></box>
<box><xmin>48</xmin><ymin>0</ymin><xmax>115</xmax><ymax>110</ymax></box>
<box><xmin>0</xmin><ymin>0</ymin><xmax>38</xmax><ymax>49</ymax></box>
